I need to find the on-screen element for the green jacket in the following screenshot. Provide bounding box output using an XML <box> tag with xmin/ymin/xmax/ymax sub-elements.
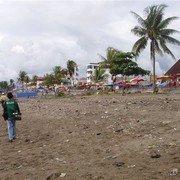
<box><xmin>3</xmin><ymin>99</ymin><xmax>20</xmax><ymax>119</ymax></box>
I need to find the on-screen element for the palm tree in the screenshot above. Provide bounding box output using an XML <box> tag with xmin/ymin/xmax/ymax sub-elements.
<box><xmin>24</xmin><ymin>75</ymin><xmax>30</xmax><ymax>84</ymax></box>
<box><xmin>53</xmin><ymin>66</ymin><xmax>62</xmax><ymax>76</ymax></box>
<box><xmin>99</xmin><ymin>47</ymin><xmax>120</xmax><ymax>87</ymax></box>
<box><xmin>32</xmin><ymin>75</ymin><xmax>38</xmax><ymax>86</ymax></box>
<box><xmin>52</xmin><ymin>66</ymin><xmax>63</xmax><ymax>84</ymax></box>
<box><xmin>131</xmin><ymin>4</ymin><xmax>180</xmax><ymax>93</ymax></box>
<box><xmin>92</xmin><ymin>67</ymin><xmax>107</xmax><ymax>83</ymax></box>
<box><xmin>98</xmin><ymin>47</ymin><xmax>120</xmax><ymax>69</ymax></box>
<box><xmin>67</xmin><ymin>60</ymin><xmax>78</xmax><ymax>86</ymax></box>
<box><xmin>18</xmin><ymin>71</ymin><xmax>27</xmax><ymax>82</ymax></box>
<box><xmin>43</xmin><ymin>73</ymin><xmax>55</xmax><ymax>87</ymax></box>
<box><xmin>0</xmin><ymin>81</ymin><xmax>9</xmax><ymax>92</ymax></box>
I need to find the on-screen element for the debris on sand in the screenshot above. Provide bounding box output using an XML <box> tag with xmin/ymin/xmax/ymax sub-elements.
<box><xmin>113</xmin><ymin>161</ymin><xmax>125</xmax><ymax>168</ymax></box>
<box><xmin>150</xmin><ymin>151</ymin><xmax>161</xmax><ymax>158</ymax></box>
<box><xmin>46</xmin><ymin>172</ymin><xmax>66</xmax><ymax>180</ymax></box>
<box><xmin>114</xmin><ymin>129</ymin><xmax>123</xmax><ymax>133</ymax></box>
<box><xmin>170</xmin><ymin>168</ymin><xmax>178</xmax><ymax>176</ymax></box>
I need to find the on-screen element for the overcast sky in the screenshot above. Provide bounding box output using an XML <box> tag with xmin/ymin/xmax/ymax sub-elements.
<box><xmin>0</xmin><ymin>0</ymin><xmax>179</xmax><ymax>81</ymax></box>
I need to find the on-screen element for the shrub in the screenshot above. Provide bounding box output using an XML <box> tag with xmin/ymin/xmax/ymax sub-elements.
<box><xmin>56</xmin><ymin>91</ymin><xmax>65</xmax><ymax>97</ymax></box>
<box><xmin>86</xmin><ymin>91</ymin><xmax>94</xmax><ymax>96</ymax></box>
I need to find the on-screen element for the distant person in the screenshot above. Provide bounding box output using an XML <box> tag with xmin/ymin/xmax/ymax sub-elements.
<box><xmin>2</xmin><ymin>92</ymin><xmax>21</xmax><ymax>142</ymax></box>
<box><xmin>122</xmin><ymin>81</ymin><xmax>127</xmax><ymax>96</ymax></box>
<box><xmin>173</xmin><ymin>81</ymin><xmax>177</xmax><ymax>88</ymax></box>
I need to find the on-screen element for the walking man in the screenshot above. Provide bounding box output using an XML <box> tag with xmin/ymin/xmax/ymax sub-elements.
<box><xmin>2</xmin><ymin>92</ymin><xmax>21</xmax><ymax>142</ymax></box>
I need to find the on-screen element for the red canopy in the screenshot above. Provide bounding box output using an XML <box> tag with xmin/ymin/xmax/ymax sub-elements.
<box><xmin>114</xmin><ymin>80</ymin><xmax>126</xmax><ymax>85</ymax></box>
<box><xmin>130</xmin><ymin>77</ymin><xmax>144</xmax><ymax>82</ymax></box>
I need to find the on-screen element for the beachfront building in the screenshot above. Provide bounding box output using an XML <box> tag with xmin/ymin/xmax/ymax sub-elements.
<box><xmin>86</xmin><ymin>62</ymin><xmax>113</xmax><ymax>84</ymax></box>
<box><xmin>86</xmin><ymin>63</ymin><xmax>100</xmax><ymax>83</ymax></box>
<box><xmin>165</xmin><ymin>59</ymin><xmax>180</xmax><ymax>82</ymax></box>
<box><xmin>72</xmin><ymin>66</ymin><xmax>78</xmax><ymax>85</ymax></box>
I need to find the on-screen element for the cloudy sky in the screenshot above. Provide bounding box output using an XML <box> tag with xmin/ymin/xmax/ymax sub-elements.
<box><xmin>0</xmin><ymin>0</ymin><xmax>179</xmax><ymax>81</ymax></box>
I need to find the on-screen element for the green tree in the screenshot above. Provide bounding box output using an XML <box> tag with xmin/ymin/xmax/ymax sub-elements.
<box><xmin>18</xmin><ymin>71</ymin><xmax>27</xmax><ymax>82</ymax></box>
<box><xmin>110</xmin><ymin>51</ymin><xmax>150</xmax><ymax>76</ymax></box>
<box><xmin>24</xmin><ymin>75</ymin><xmax>30</xmax><ymax>84</ymax></box>
<box><xmin>43</xmin><ymin>73</ymin><xmax>54</xmax><ymax>87</ymax></box>
<box><xmin>99</xmin><ymin>47</ymin><xmax>120</xmax><ymax>68</ymax></box>
<box><xmin>92</xmin><ymin>67</ymin><xmax>107</xmax><ymax>83</ymax></box>
<box><xmin>131</xmin><ymin>4</ymin><xmax>180</xmax><ymax>92</ymax></box>
<box><xmin>53</xmin><ymin>66</ymin><xmax>61</xmax><ymax>75</ymax></box>
<box><xmin>0</xmin><ymin>81</ymin><xmax>9</xmax><ymax>92</ymax></box>
<box><xmin>32</xmin><ymin>75</ymin><xmax>38</xmax><ymax>86</ymax></box>
<box><xmin>67</xmin><ymin>60</ymin><xmax>78</xmax><ymax>86</ymax></box>
<box><xmin>52</xmin><ymin>66</ymin><xmax>63</xmax><ymax>84</ymax></box>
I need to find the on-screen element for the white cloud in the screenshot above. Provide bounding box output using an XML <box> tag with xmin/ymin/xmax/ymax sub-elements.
<box><xmin>11</xmin><ymin>45</ymin><xmax>25</xmax><ymax>54</ymax></box>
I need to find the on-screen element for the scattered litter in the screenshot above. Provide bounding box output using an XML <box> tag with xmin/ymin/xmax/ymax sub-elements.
<box><xmin>128</xmin><ymin>165</ymin><xmax>136</xmax><ymax>168</ymax></box>
<box><xmin>150</xmin><ymin>151</ymin><xmax>161</xmax><ymax>158</ymax></box>
<box><xmin>148</xmin><ymin>145</ymin><xmax>158</xmax><ymax>149</ymax></box>
<box><xmin>168</xmin><ymin>142</ymin><xmax>176</xmax><ymax>147</ymax></box>
<box><xmin>113</xmin><ymin>161</ymin><xmax>125</xmax><ymax>168</ymax></box>
<box><xmin>46</xmin><ymin>172</ymin><xmax>61</xmax><ymax>180</ymax></box>
<box><xmin>17</xmin><ymin>165</ymin><xmax>22</xmax><ymax>169</ymax></box>
<box><xmin>94</xmin><ymin>120</ymin><xmax>98</xmax><ymax>124</ymax></box>
<box><xmin>60</xmin><ymin>173</ymin><xmax>66</xmax><ymax>177</ymax></box>
<box><xmin>114</xmin><ymin>129</ymin><xmax>123</xmax><ymax>133</ymax></box>
<box><xmin>24</xmin><ymin>138</ymin><xmax>30</xmax><ymax>143</ymax></box>
<box><xmin>170</xmin><ymin>168</ymin><xmax>178</xmax><ymax>176</ymax></box>
<box><xmin>104</xmin><ymin>155</ymin><xmax>117</xmax><ymax>160</ymax></box>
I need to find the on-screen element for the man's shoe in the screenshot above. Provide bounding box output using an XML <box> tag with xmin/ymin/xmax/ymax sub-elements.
<box><xmin>9</xmin><ymin>139</ymin><xmax>13</xmax><ymax>143</ymax></box>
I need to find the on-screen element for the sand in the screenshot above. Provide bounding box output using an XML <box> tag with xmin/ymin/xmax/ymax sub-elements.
<box><xmin>0</xmin><ymin>93</ymin><xmax>179</xmax><ymax>179</ymax></box>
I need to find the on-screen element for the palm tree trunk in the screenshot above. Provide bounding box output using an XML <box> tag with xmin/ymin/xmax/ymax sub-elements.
<box><xmin>151</xmin><ymin>40</ymin><xmax>157</xmax><ymax>93</ymax></box>
<box><xmin>152</xmin><ymin>54</ymin><xmax>156</xmax><ymax>93</ymax></box>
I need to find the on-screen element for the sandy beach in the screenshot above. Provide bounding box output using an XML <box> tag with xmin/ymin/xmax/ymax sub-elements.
<box><xmin>0</xmin><ymin>93</ymin><xmax>179</xmax><ymax>179</ymax></box>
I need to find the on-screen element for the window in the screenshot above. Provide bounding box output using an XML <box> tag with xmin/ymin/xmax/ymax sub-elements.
<box><xmin>87</xmin><ymin>65</ymin><xmax>92</xmax><ymax>69</ymax></box>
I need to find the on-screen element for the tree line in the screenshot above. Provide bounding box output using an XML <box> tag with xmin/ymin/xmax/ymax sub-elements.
<box><xmin>0</xmin><ymin>60</ymin><xmax>78</xmax><ymax>91</ymax></box>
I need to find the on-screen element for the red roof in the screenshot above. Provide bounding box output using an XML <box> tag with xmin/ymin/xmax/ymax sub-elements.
<box><xmin>37</xmin><ymin>77</ymin><xmax>44</xmax><ymax>81</ymax></box>
<box><xmin>165</xmin><ymin>60</ymin><xmax>180</xmax><ymax>75</ymax></box>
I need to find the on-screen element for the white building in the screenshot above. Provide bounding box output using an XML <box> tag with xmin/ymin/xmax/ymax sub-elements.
<box><xmin>86</xmin><ymin>63</ymin><xmax>113</xmax><ymax>84</ymax></box>
<box><xmin>72</xmin><ymin>66</ymin><xmax>78</xmax><ymax>85</ymax></box>
<box><xmin>86</xmin><ymin>63</ymin><xmax>100</xmax><ymax>83</ymax></box>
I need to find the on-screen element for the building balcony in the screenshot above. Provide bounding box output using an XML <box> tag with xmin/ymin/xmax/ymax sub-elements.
<box><xmin>87</xmin><ymin>68</ymin><xmax>93</xmax><ymax>72</ymax></box>
<box><xmin>86</xmin><ymin>73</ymin><xmax>92</xmax><ymax>78</ymax></box>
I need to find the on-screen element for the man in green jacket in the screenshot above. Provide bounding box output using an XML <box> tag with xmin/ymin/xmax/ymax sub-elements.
<box><xmin>2</xmin><ymin>92</ymin><xmax>21</xmax><ymax>142</ymax></box>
